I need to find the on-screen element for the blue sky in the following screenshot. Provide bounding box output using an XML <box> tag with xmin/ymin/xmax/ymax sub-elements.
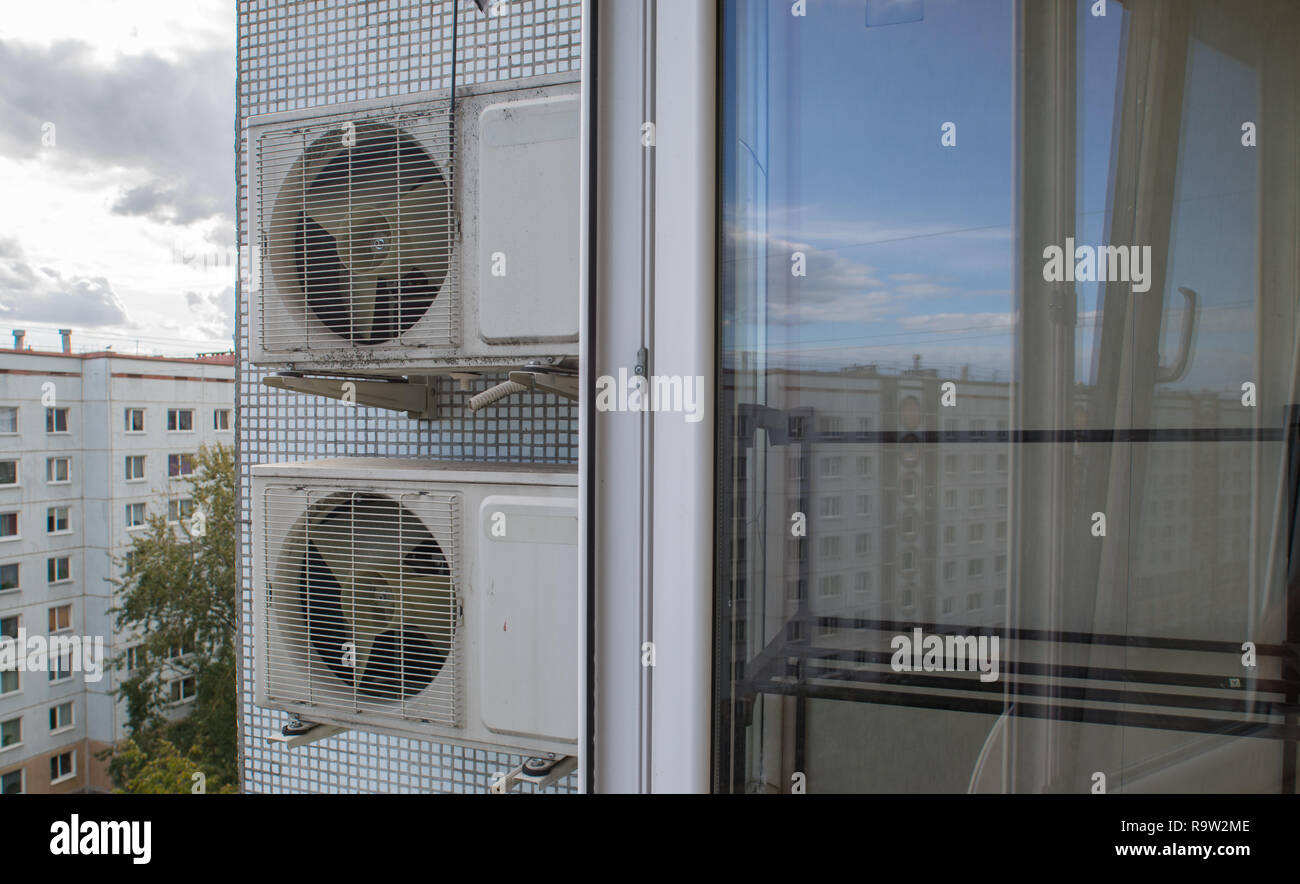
<box><xmin>723</xmin><ymin>0</ymin><xmax>1262</xmax><ymax>394</ymax></box>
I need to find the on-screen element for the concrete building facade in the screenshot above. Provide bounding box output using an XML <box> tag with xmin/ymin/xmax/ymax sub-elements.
<box><xmin>0</xmin><ymin>334</ymin><xmax>234</xmax><ymax>793</ymax></box>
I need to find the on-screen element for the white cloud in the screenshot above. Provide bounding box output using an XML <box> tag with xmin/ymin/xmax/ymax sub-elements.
<box><xmin>0</xmin><ymin>236</ymin><xmax>130</xmax><ymax>326</ymax></box>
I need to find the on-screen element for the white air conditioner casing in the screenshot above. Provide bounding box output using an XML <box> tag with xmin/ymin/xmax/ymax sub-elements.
<box><xmin>246</xmin><ymin>74</ymin><xmax>580</xmax><ymax>373</ymax></box>
<box><xmin>252</xmin><ymin>458</ymin><xmax>578</xmax><ymax>757</ymax></box>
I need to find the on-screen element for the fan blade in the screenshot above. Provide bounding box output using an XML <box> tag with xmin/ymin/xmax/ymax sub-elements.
<box><xmin>301</xmin><ymin>540</ymin><xmax>353</xmax><ymax>684</ymax></box>
<box><xmin>307</xmin><ymin>509</ymin><xmax>357</xmax><ymax>594</ymax></box>
<box><xmin>401</xmin><ymin>539</ymin><xmax>455</xmax><ymax>645</ymax></box>
<box><xmin>301</xmin><ymin>152</ymin><xmax>353</xmax><ymax>246</ymax></box>
<box><xmin>352</xmin><ymin>534</ymin><xmax>453</xmax><ymax>698</ymax></box>
<box><xmin>358</xmin><ymin>628</ymin><xmax>446</xmax><ymax>700</ymax></box>
<box><xmin>347</xmin><ymin>593</ymin><xmax>395</xmax><ymax>696</ymax></box>
<box><xmin>349</xmin><ymin>274</ymin><xmax>381</xmax><ymax>343</ymax></box>
<box><xmin>392</xmin><ymin>177</ymin><xmax>452</xmax><ymax>278</ymax></box>
<box><xmin>296</xmin><ymin>494</ymin><xmax>454</xmax><ymax>701</ymax></box>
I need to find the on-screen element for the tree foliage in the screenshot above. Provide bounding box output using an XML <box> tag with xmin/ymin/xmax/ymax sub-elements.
<box><xmin>110</xmin><ymin>738</ymin><xmax>237</xmax><ymax>794</ymax></box>
<box><xmin>103</xmin><ymin>443</ymin><xmax>237</xmax><ymax>793</ymax></box>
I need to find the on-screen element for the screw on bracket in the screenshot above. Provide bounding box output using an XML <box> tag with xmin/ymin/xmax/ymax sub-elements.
<box><xmin>634</xmin><ymin>346</ymin><xmax>648</xmax><ymax>377</ymax></box>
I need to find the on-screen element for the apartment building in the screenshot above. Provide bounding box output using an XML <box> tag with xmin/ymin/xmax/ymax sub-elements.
<box><xmin>0</xmin><ymin>331</ymin><xmax>234</xmax><ymax>793</ymax></box>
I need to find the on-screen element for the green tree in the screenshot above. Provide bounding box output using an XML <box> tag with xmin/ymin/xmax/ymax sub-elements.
<box><xmin>104</xmin><ymin>443</ymin><xmax>237</xmax><ymax>793</ymax></box>
<box><xmin>110</xmin><ymin>738</ymin><xmax>237</xmax><ymax>794</ymax></box>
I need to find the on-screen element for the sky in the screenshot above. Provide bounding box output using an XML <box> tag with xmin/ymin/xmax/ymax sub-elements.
<box><xmin>0</xmin><ymin>0</ymin><xmax>235</xmax><ymax>357</ymax></box>
<box><xmin>721</xmin><ymin>0</ymin><xmax>1261</xmax><ymax>394</ymax></box>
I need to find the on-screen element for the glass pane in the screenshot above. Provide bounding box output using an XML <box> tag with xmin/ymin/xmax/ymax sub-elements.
<box><xmin>716</xmin><ymin>0</ymin><xmax>1300</xmax><ymax>793</ymax></box>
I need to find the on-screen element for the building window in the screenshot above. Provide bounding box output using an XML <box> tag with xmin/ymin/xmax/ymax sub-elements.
<box><xmin>49</xmin><ymin>751</ymin><xmax>75</xmax><ymax>784</ymax></box>
<box><xmin>45</xmin><ymin>408</ymin><xmax>69</xmax><ymax>434</ymax></box>
<box><xmin>856</xmin><ymin>532</ymin><xmax>872</xmax><ymax>556</ymax></box>
<box><xmin>214</xmin><ymin>409</ymin><xmax>232</xmax><ymax>431</ymax></box>
<box><xmin>0</xmin><ymin>407</ymin><xmax>16</xmax><ymax>434</ymax></box>
<box><xmin>995</xmin><ymin>554</ymin><xmax>1007</xmax><ymax>574</ymax></box>
<box><xmin>943</xmin><ymin>490</ymin><xmax>957</xmax><ymax>510</ymax></box>
<box><xmin>0</xmin><ymin>769</ymin><xmax>21</xmax><ymax>794</ymax></box>
<box><xmin>969</xmin><ymin>489</ymin><xmax>986</xmax><ymax>510</ymax></box>
<box><xmin>167</xmin><ymin>408</ymin><xmax>194</xmax><ymax>432</ymax></box>
<box><xmin>0</xmin><ymin>461</ymin><xmax>15</xmax><ymax>486</ymax></box>
<box><xmin>943</xmin><ymin>561</ymin><xmax>956</xmax><ymax>582</ymax></box>
<box><xmin>857</xmin><ymin>456</ymin><xmax>874</xmax><ymax>478</ymax></box>
<box><xmin>0</xmin><ymin>564</ymin><xmax>16</xmax><ymax>592</ymax></box>
<box><xmin>944</xmin><ymin>454</ymin><xmax>958</xmax><ymax>475</ymax></box>
<box><xmin>997</xmin><ymin>487</ymin><xmax>1009</xmax><ymax>508</ymax></box>
<box><xmin>47</xmin><ymin>557</ymin><xmax>70</xmax><ymax>584</ymax></box>
<box><xmin>996</xmin><ymin>520</ymin><xmax>1008</xmax><ymax>540</ymax></box>
<box><xmin>968</xmin><ymin>592</ymin><xmax>983</xmax><ymax>611</ymax></box>
<box><xmin>969</xmin><ymin>523</ymin><xmax>985</xmax><ymax>543</ymax></box>
<box><xmin>0</xmin><ymin>513</ymin><xmax>17</xmax><ymax>539</ymax></box>
<box><xmin>821</xmin><ymin>456</ymin><xmax>841</xmax><ymax>479</ymax></box>
<box><xmin>819</xmin><ymin>535</ymin><xmax>841</xmax><ymax>559</ymax></box>
<box><xmin>125</xmin><ymin>455</ymin><xmax>146</xmax><ymax>481</ymax></box>
<box><xmin>855</xmin><ymin>572</ymin><xmax>872</xmax><ymax>596</ymax></box>
<box><xmin>126</xmin><ymin>503</ymin><xmax>147</xmax><ymax>529</ymax></box>
<box><xmin>817</xmin><ymin>416</ymin><xmax>843</xmax><ymax>436</ymax></box>
<box><xmin>819</xmin><ymin>496</ymin><xmax>841</xmax><ymax>519</ymax></box>
<box><xmin>942</xmin><ymin>597</ymin><xmax>954</xmax><ymax>614</ymax></box>
<box><xmin>46</xmin><ymin>457</ymin><xmax>70</xmax><ymax>484</ymax></box>
<box><xmin>125</xmin><ymin>408</ymin><xmax>146</xmax><ymax>433</ymax></box>
<box><xmin>46</xmin><ymin>507</ymin><xmax>70</xmax><ymax>534</ymax></box>
<box><xmin>968</xmin><ymin>559</ymin><xmax>985</xmax><ymax>579</ymax></box>
<box><xmin>970</xmin><ymin>453</ymin><xmax>986</xmax><ymax>473</ymax></box>
<box><xmin>49</xmin><ymin>702</ymin><xmax>73</xmax><ymax>732</ymax></box>
<box><xmin>900</xmin><ymin>474</ymin><xmax>918</xmax><ymax>500</ymax></box>
<box><xmin>0</xmin><ymin>670</ymin><xmax>16</xmax><ymax>695</ymax></box>
<box><xmin>0</xmin><ymin>717</ymin><xmax>19</xmax><ymax>750</ymax></box>
<box><xmin>856</xmin><ymin>494</ymin><xmax>872</xmax><ymax>517</ymax></box>
<box><xmin>167</xmin><ymin>498</ymin><xmax>194</xmax><ymax>523</ymax></box>
<box><xmin>168</xmin><ymin>453</ymin><xmax>195</xmax><ymax>478</ymax></box>
<box><xmin>48</xmin><ymin>654</ymin><xmax>72</xmax><ymax>683</ymax></box>
<box><xmin>943</xmin><ymin>525</ymin><xmax>956</xmax><ymax>545</ymax></box>
<box><xmin>168</xmin><ymin>677</ymin><xmax>197</xmax><ymax>704</ymax></box>
<box><xmin>124</xmin><ymin>646</ymin><xmax>148</xmax><ymax>672</ymax></box>
<box><xmin>817</xmin><ymin>574</ymin><xmax>842</xmax><ymax>598</ymax></box>
<box><xmin>1</xmin><ymin>616</ymin><xmax>15</xmax><ymax>640</ymax></box>
<box><xmin>48</xmin><ymin>604</ymin><xmax>71</xmax><ymax>632</ymax></box>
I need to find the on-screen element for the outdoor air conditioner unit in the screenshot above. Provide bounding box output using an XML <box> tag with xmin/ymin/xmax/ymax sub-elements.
<box><xmin>251</xmin><ymin>458</ymin><xmax>578</xmax><ymax>757</ymax></box>
<box><xmin>246</xmin><ymin>74</ymin><xmax>580</xmax><ymax>374</ymax></box>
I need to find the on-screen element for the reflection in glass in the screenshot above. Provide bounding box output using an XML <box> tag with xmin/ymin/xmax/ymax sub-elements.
<box><xmin>715</xmin><ymin>0</ymin><xmax>1300</xmax><ymax>793</ymax></box>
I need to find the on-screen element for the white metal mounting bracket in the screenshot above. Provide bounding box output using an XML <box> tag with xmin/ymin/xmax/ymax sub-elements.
<box><xmin>488</xmin><ymin>754</ymin><xmax>578</xmax><ymax>793</ymax></box>
<box><xmin>266</xmin><ymin>717</ymin><xmax>348</xmax><ymax>749</ymax></box>
<box><xmin>263</xmin><ymin>372</ymin><xmax>438</xmax><ymax>419</ymax></box>
<box><xmin>507</xmin><ymin>367</ymin><xmax>579</xmax><ymax>401</ymax></box>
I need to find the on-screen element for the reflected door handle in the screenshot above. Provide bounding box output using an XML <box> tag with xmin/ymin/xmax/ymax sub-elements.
<box><xmin>1155</xmin><ymin>286</ymin><xmax>1199</xmax><ymax>384</ymax></box>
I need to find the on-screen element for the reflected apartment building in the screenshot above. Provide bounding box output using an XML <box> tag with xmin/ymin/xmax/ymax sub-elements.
<box><xmin>728</xmin><ymin>360</ymin><xmax>1253</xmax><ymax>640</ymax></box>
